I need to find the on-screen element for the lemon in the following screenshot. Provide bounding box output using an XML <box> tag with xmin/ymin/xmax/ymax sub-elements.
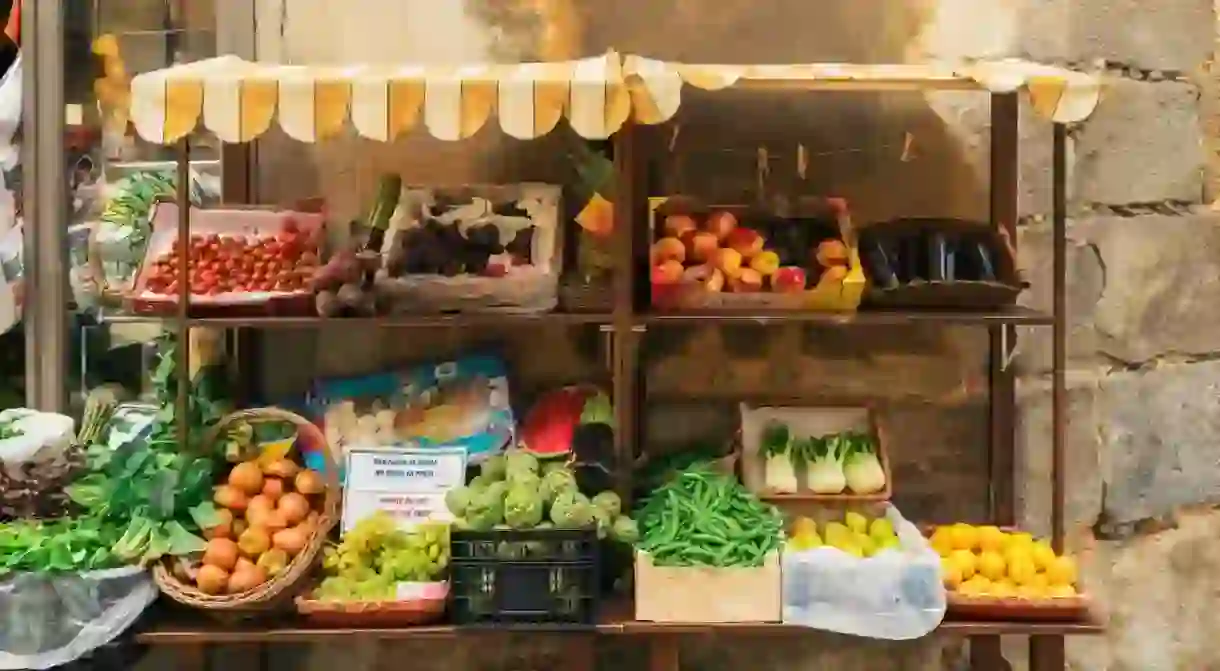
<box><xmin>989</xmin><ymin>580</ymin><xmax>1018</xmax><ymax>599</ymax></box>
<box><xmin>792</xmin><ymin>516</ymin><xmax>818</xmax><ymax>538</ymax></box>
<box><xmin>1016</xmin><ymin>583</ymin><xmax>1046</xmax><ymax>600</ymax></box>
<box><xmin>958</xmin><ymin>575</ymin><xmax>992</xmax><ymax>597</ymax></box>
<box><xmin>948</xmin><ymin>549</ymin><xmax>978</xmax><ymax>580</ymax></box>
<box><xmin>977</xmin><ymin>526</ymin><xmax>1006</xmax><ymax>553</ymax></box>
<box><xmin>930</xmin><ymin>527</ymin><xmax>955</xmax><ymax>557</ymax></box>
<box><xmin>1007</xmin><ymin>553</ymin><xmax>1037</xmax><ymax>586</ymax></box>
<box><xmin>1045</xmin><ymin>555</ymin><xmax>1078</xmax><ymax>586</ymax></box>
<box><xmin>941</xmin><ymin>557</ymin><xmax>964</xmax><ymax>589</ymax></box>
<box><xmin>857</xmin><ymin>534</ymin><xmax>878</xmax><ymax>558</ymax></box>
<box><xmin>788</xmin><ymin>531</ymin><xmax>823</xmax><ymax>551</ymax></box>
<box><xmin>844</xmin><ymin>511</ymin><xmax>869</xmax><ymax>534</ymax></box>
<box><xmin>824</xmin><ymin>522</ymin><xmax>851</xmax><ymax>546</ymax></box>
<box><xmin>949</xmin><ymin>523</ymin><xmax>978</xmax><ymax>552</ymax></box>
<box><xmin>1005</xmin><ymin>531</ymin><xmax>1034</xmax><ymax>551</ymax></box>
<box><xmin>839</xmin><ymin>541</ymin><xmax>864</xmax><ymax>558</ymax></box>
<box><xmin>1027</xmin><ymin>572</ymin><xmax>1050</xmax><ymax>591</ymax></box>
<box><xmin>977</xmin><ymin>550</ymin><xmax>1007</xmax><ymax>582</ymax></box>
<box><xmin>1047</xmin><ymin>584</ymin><xmax>1078</xmax><ymax>599</ymax></box>
<box><xmin>869</xmin><ymin>517</ymin><xmax>895</xmax><ymax>539</ymax></box>
<box><xmin>878</xmin><ymin>537</ymin><xmax>901</xmax><ymax>553</ymax></box>
<box><xmin>1031</xmin><ymin>541</ymin><xmax>1056</xmax><ymax>571</ymax></box>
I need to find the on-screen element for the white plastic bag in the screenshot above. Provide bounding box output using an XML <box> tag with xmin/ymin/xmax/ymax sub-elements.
<box><xmin>781</xmin><ymin>504</ymin><xmax>945</xmax><ymax>639</ymax></box>
<box><xmin>0</xmin><ymin>409</ymin><xmax>76</xmax><ymax>464</ymax></box>
<box><xmin>0</xmin><ymin>566</ymin><xmax>156</xmax><ymax>670</ymax></box>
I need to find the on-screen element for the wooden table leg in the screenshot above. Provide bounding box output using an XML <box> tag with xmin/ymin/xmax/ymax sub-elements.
<box><xmin>970</xmin><ymin>635</ymin><xmax>1010</xmax><ymax>671</ymax></box>
<box><xmin>562</xmin><ymin>634</ymin><xmax>597</xmax><ymax>671</ymax></box>
<box><xmin>1029</xmin><ymin>635</ymin><xmax>1066</xmax><ymax>671</ymax></box>
<box><xmin>649</xmin><ymin>636</ymin><xmax>680</xmax><ymax>671</ymax></box>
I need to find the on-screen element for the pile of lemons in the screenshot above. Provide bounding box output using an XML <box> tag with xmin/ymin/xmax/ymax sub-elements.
<box><xmin>929</xmin><ymin>523</ymin><xmax>1079</xmax><ymax>599</ymax></box>
<box><xmin>788</xmin><ymin>512</ymin><xmax>900</xmax><ymax>558</ymax></box>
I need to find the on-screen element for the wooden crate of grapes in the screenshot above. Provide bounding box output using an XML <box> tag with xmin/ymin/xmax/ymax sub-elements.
<box><xmin>373</xmin><ymin>184</ymin><xmax>564</xmax><ymax>314</ymax></box>
<box><xmin>648</xmin><ymin>195</ymin><xmax>865</xmax><ymax>313</ymax></box>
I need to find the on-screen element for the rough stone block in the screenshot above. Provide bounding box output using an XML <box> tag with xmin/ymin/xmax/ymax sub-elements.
<box><xmin>1073</xmin><ymin>79</ymin><xmax>1204</xmax><ymax>205</ymax></box>
<box><xmin>1020</xmin><ymin>0</ymin><xmax>1215</xmax><ymax>72</ymax></box>
<box><xmin>1095</xmin><ymin>360</ymin><xmax>1220</xmax><ymax>527</ymax></box>
<box><xmin>1019</xmin><ymin>211</ymin><xmax>1220</xmax><ymax>369</ymax></box>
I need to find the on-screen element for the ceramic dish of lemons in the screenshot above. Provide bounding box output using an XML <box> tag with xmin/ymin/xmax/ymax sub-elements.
<box><xmin>927</xmin><ymin>523</ymin><xmax>1084</xmax><ymax>605</ymax></box>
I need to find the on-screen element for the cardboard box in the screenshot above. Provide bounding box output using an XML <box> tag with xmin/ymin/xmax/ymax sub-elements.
<box><xmin>634</xmin><ymin>550</ymin><xmax>782</xmax><ymax>623</ymax></box>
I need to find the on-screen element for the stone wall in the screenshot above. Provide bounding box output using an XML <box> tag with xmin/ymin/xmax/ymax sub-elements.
<box><xmin>139</xmin><ymin>2</ymin><xmax>1220</xmax><ymax>669</ymax></box>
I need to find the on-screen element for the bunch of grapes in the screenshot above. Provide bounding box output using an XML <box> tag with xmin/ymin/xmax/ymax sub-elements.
<box><xmin>317</xmin><ymin>513</ymin><xmax>450</xmax><ymax>602</ymax></box>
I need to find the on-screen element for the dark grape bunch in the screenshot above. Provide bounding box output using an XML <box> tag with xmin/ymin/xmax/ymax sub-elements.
<box><xmin>384</xmin><ymin>217</ymin><xmax>535</xmax><ymax>279</ymax></box>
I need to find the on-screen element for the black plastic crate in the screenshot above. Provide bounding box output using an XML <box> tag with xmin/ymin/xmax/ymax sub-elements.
<box><xmin>450</xmin><ymin>526</ymin><xmax>600</xmax><ymax>629</ymax></box>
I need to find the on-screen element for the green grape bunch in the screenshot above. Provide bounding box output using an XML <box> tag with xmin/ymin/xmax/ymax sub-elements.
<box><xmin>317</xmin><ymin>512</ymin><xmax>450</xmax><ymax>602</ymax></box>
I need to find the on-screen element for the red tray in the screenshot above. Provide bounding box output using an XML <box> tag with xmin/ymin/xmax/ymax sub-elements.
<box><xmin>126</xmin><ymin>201</ymin><xmax>324</xmax><ymax>318</ymax></box>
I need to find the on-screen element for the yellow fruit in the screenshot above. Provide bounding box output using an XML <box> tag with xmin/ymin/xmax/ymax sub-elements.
<box><xmin>977</xmin><ymin>550</ymin><xmax>1006</xmax><ymax>582</ymax></box>
<box><xmin>869</xmin><ymin>517</ymin><xmax>895</xmax><ymax>540</ymax></box>
<box><xmin>1005</xmin><ymin>531</ymin><xmax>1034</xmax><ymax>551</ymax></box>
<box><xmin>958</xmin><ymin>575</ymin><xmax>992</xmax><ymax>597</ymax></box>
<box><xmin>948</xmin><ymin>549</ymin><xmax>977</xmax><ymax>580</ymax></box>
<box><xmin>989</xmin><ymin>580</ymin><xmax>1017</xmax><ymax>599</ymax></box>
<box><xmin>857</xmin><ymin>533</ymin><xmax>877</xmax><ymax>558</ymax></box>
<box><xmin>1007</xmin><ymin>553</ymin><xmax>1037</xmax><ymax>586</ymax></box>
<box><xmin>788</xmin><ymin>531</ymin><xmax>823</xmax><ymax>551</ymax></box>
<box><xmin>930</xmin><ymin>527</ymin><xmax>955</xmax><ymax>557</ymax></box>
<box><xmin>844</xmin><ymin>512</ymin><xmax>869</xmax><ymax>534</ymax></box>
<box><xmin>949</xmin><ymin>523</ymin><xmax>978</xmax><ymax>552</ymax></box>
<box><xmin>977</xmin><ymin>526</ymin><xmax>1006</xmax><ymax>553</ymax></box>
<box><xmin>1045</xmin><ymin>555</ymin><xmax>1078</xmax><ymax>587</ymax></box>
<box><xmin>1016</xmin><ymin>584</ymin><xmax>1046</xmax><ymax>600</ymax></box>
<box><xmin>1031</xmin><ymin>541</ymin><xmax>1056</xmax><ymax>572</ymax></box>
<box><xmin>1027</xmin><ymin>572</ymin><xmax>1050</xmax><ymax>591</ymax></box>
<box><xmin>824</xmin><ymin>522</ymin><xmax>851</xmax><ymax>546</ymax></box>
<box><xmin>839</xmin><ymin>541</ymin><xmax>864</xmax><ymax>558</ymax></box>
<box><xmin>1047</xmin><ymin>584</ymin><xmax>1078</xmax><ymax>599</ymax></box>
<box><xmin>941</xmin><ymin>558</ymin><xmax>964</xmax><ymax>590</ymax></box>
<box><xmin>792</xmin><ymin>516</ymin><xmax>818</xmax><ymax>538</ymax></box>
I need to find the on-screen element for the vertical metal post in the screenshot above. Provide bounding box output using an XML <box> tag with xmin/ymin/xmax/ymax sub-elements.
<box><xmin>22</xmin><ymin>0</ymin><xmax>69</xmax><ymax>411</ymax></box>
<box><xmin>1050</xmin><ymin>123</ymin><xmax>1067</xmax><ymax>553</ymax></box>
<box><xmin>176</xmin><ymin>142</ymin><xmax>191</xmax><ymax>452</ymax></box>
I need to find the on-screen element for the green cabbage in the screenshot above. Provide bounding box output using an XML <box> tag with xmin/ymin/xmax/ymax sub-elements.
<box><xmin>504</xmin><ymin>485</ymin><xmax>544</xmax><ymax>529</ymax></box>
<box><xmin>591</xmin><ymin>491</ymin><xmax>622</xmax><ymax>518</ymax></box>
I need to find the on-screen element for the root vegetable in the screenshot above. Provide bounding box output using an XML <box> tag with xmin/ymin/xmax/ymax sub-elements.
<box><xmin>806</xmin><ymin>436</ymin><xmax>847</xmax><ymax>495</ymax></box>
<box><xmin>336</xmin><ymin>282</ymin><xmax>364</xmax><ymax>308</ymax></box>
<box><xmin>262</xmin><ymin>478</ymin><xmax>285</xmax><ymax>501</ymax></box>
<box><xmin>294</xmin><ymin>470</ymin><xmax>325</xmax><ymax>495</ymax></box>
<box><xmin>234</xmin><ymin>557</ymin><xmax>257</xmax><ymax>574</ymax></box>
<box><xmin>202</xmin><ymin>538</ymin><xmax>240</xmax><ymax>571</ymax></box>
<box><xmin>842</xmin><ymin>433</ymin><xmax>886</xmax><ymax>494</ymax></box>
<box><xmin>195</xmin><ymin>564</ymin><xmax>229</xmax><ymax>595</ymax></box>
<box><xmin>246</xmin><ymin>494</ymin><xmax>276</xmax><ymax>518</ymax></box>
<box><xmin>213</xmin><ymin>485</ymin><xmax>249</xmax><ymax>511</ymax></box>
<box><xmin>203</xmin><ymin>508</ymin><xmax>234</xmax><ymax>540</ymax></box>
<box><xmin>228</xmin><ymin>461</ymin><xmax>265</xmax><ymax>495</ymax></box>
<box><xmin>277</xmin><ymin>493</ymin><xmax>311</xmax><ymax>526</ymax></box>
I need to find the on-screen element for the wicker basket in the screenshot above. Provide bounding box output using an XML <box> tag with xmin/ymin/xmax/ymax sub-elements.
<box><xmin>152</xmin><ymin>407</ymin><xmax>340</xmax><ymax>617</ymax></box>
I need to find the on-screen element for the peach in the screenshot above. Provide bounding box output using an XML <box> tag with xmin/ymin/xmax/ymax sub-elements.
<box><xmin>706</xmin><ymin>210</ymin><xmax>738</xmax><ymax>241</ymax></box>
<box><xmin>711</xmin><ymin>247</ymin><xmax>743</xmax><ymax>279</ymax></box>
<box><xmin>651</xmin><ymin>237</ymin><xmax>686</xmax><ymax>265</ymax></box>
<box><xmin>729</xmin><ymin>268</ymin><xmax>764</xmax><ymax>293</ymax></box>
<box><xmin>652</xmin><ymin>260</ymin><xmax>685</xmax><ymax>285</ymax></box>
<box><xmin>725</xmin><ymin>227</ymin><xmax>765</xmax><ymax>259</ymax></box>
<box><xmin>683</xmin><ymin>264</ymin><xmax>725</xmax><ymax>292</ymax></box>
<box><xmin>663</xmin><ymin>214</ymin><xmax>698</xmax><ymax>238</ymax></box>
<box><xmin>749</xmin><ymin>250</ymin><xmax>780</xmax><ymax>276</ymax></box>
<box><xmin>683</xmin><ymin>230</ymin><xmax>720</xmax><ymax>264</ymax></box>
<box><xmin>772</xmin><ymin>266</ymin><xmax>807</xmax><ymax>293</ymax></box>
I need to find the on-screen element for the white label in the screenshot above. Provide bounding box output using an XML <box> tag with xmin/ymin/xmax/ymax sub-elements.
<box><xmin>341</xmin><ymin>447</ymin><xmax>467</xmax><ymax>534</ymax></box>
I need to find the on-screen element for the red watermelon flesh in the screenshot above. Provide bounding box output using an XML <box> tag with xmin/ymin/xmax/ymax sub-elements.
<box><xmin>519</xmin><ymin>386</ymin><xmax>593</xmax><ymax>455</ymax></box>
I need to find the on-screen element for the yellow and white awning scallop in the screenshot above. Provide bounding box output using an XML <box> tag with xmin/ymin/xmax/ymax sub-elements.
<box><xmin>130</xmin><ymin>52</ymin><xmax>630</xmax><ymax>144</ymax></box>
<box><xmin>622</xmin><ymin>56</ymin><xmax>1103</xmax><ymax>125</ymax></box>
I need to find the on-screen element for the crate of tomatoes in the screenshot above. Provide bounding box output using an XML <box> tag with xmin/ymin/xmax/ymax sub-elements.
<box><xmin>127</xmin><ymin>201</ymin><xmax>325</xmax><ymax>317</ymax></box>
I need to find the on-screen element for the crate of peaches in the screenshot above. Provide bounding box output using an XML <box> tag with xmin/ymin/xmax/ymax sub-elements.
<box><xmin>927</xmin><ymin>523</ymin><xmax>1090</xmax><ymax>622</ymax></box>
<box><xmin>647</xmin><ymin>196</ymin><xmax>865</xmax><ymax>312</ymax></box>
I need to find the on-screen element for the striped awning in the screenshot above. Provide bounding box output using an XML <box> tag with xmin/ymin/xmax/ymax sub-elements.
<box><xmin>130</xmin><ymin>52</ymin><xmax>628</xmax><ymax>144</ymax></box>
<box><xmin>623</xmin><ymin>56</ymin><xmax>1102</xmax><ymax>125</ymax></box>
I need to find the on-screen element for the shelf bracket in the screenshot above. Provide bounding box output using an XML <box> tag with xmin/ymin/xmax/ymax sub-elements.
<box><xmin>999</xmin><ymin>326</ymin><xmax>1019</xmax><ymax>372</ymax></box>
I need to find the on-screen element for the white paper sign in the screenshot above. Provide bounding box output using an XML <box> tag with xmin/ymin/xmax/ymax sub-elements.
<box><xmin>342</xmin><ymin>447</ymin><xmax>467</xmax><ymax>534</ymax></box>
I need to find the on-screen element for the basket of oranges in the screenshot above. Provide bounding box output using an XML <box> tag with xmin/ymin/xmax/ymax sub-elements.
<box><xmin>925</xmin><ymin>523</ymin><xmax>1090</xmax><ymax>622</ymax></box>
